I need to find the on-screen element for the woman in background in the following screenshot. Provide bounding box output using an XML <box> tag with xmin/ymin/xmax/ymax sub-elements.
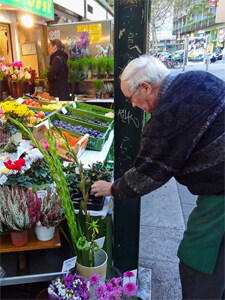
<box><xmin>47</xmin><ymin>39</ymin><xmax>70</xmax><ymax>100</ymax></box>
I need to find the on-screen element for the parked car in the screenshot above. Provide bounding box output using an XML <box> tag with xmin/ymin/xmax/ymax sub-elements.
<box><xmin>210</xmin><ymin>48</ymin><xmax>223</xmax><ymax>63</ymax></box>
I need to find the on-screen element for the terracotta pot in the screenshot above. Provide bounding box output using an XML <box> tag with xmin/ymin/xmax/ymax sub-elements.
<box><xmin>11</xmin><ymin>81</ymin><xmax>24</xmax><ymax>99</ymax></box>
<box><xmin>103</xmin><ymin>93</ymin><xmax>110</xmax><ymax>99</ymax></box>
<box><xmin>10</xmin><ymin>230</ymin><xmax>28</xmax><ymax>247</ymax></box>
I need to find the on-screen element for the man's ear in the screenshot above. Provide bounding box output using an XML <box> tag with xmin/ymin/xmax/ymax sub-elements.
<box><xmin>140</xmin><ymin>82</ymin><xmax>152</xmax><ymax>95</ymax></box>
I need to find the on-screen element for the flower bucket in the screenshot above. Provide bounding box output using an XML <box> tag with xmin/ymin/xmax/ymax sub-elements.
<box><xmin>11</xmin><ymin>81</ymin><xmax>24</xmax><ymax>99</ymax></box>
<box><xmin>76</xmin><ymin>249</ymin><xmax>108</xmax><ymax>282</ymax></box>
<box><xmin>35</xmin><ymin>225</ymin><xmax>55</xmax><ymax>241</ymax></box>
<box><xmin>10</xmin><ymin>230</ymin><xmax>28</xmax><ymax>247</ymax></box>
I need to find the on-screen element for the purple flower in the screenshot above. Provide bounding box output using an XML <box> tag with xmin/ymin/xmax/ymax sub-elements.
<box><xmin>89</xmin><ymin>273</ymin><xmax>100</xmax><ymax>286</ymax></box>
<box><xmin>123</xmin><ymin>282</ymin><xmax>138</xmax><ymax>297</ymax></box>
<box><xmin>124</xmin><ymin>271</ymin><xmax>135</xmax><ymax>278</ymax></box>
<box><xmin>95</xmin><ymin>284</ymin><xmax>107</xmax><ymax>298</ymax></box>
<box><xmin>115</xmin><ymin>277</ymin><xmax>123</xmax><ymax>285</ymax></box>
<box><xmin>105</xmin><ymin>282</ymin><xmax>113</xmax><ymax>291</ymax></box>
<box><xmin>110</xmin><ymin>277</ymin><xmax>118</xmax><ymax>286</ymax></box>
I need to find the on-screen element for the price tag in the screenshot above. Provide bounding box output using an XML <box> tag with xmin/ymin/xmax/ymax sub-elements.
<box><xmin>87</xmin><ymin>237</ymin><xmax>105</xmax><ymax>249</ymax></box>
<box><xmin>16</xmin><ymin>98</ymin><xmax>24</xmax><ymax>104</ymax></box>
<box><xmin>37</xmin><ymin>190</ymin><xmax>47</xmax><ymax>200</ymax></box>
<box><xmin>123</xmin><ymin>269</ymin><xmax>137</xmax><ymax>286</ymax></box>
<box><xmin>72</xmin><ymin>102</ymin><xmax>76</xmax><ymax>108</ymax></box>
<box><xmin>61</xmin><ymin>107</ymin><xmax>67</xmax><ymax>114</ymax></box>
<box><xmin>62</xmin><ymin>256</ymin><xmax>77</xmax><ymax>273</ymax></box>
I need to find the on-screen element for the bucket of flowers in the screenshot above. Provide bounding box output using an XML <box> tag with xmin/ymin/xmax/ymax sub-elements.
<box><xmin>7</xmin><ymin>61</ymin><xmax>31</xmax><ymax>99</ymax></box>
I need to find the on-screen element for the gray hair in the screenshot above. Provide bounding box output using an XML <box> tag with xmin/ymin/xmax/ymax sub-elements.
<box><xmin>121</xmin><ymin>55</ymin><xmax>170</xmax><ymax>91</ymax></box>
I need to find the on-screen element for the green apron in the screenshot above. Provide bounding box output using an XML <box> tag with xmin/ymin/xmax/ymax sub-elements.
<box><xmin>177</xmin><ymin>195</ymin><xmax>225</xmax><ymax>275</ymax></box>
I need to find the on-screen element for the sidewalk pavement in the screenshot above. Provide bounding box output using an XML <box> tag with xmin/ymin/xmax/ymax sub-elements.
<box><xmin>139</xmin><ymin>178</ymin><xmax>197</xmax><ymax>300</ymax></box>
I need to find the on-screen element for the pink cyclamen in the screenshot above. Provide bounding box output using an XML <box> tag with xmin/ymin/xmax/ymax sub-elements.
<box><xmin>124</xmin><ymin>271</ymin><xmax>135</xmax><ymax>278</ymax></box>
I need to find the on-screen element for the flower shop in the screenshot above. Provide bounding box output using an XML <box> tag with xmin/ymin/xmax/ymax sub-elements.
<box><xmin>0</xmin><ymin>1</ymin><xmax>153</xmax><ymax>298</ymax></box>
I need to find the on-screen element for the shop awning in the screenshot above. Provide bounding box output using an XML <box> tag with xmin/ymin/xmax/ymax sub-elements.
<box><xmin>1</xmin><ymin>0</ymin><xmax>54</xmax><ymax>20</ymax></box>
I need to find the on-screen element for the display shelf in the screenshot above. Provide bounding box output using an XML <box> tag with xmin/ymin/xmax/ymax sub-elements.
<box><xmin>0</xmin><ymin>228</ymin><xmax>61</xmax><ymax>254</ymax></box>
<box><xmin>83</xmin><ymin>79</ymin><xmax>114</xmax><ymax>82</ymax></box>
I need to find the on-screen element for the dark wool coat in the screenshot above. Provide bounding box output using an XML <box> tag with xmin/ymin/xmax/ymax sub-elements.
<box><xmin>47</xmin><ymin>49</ymin><xmax>70</xmax><ymax>100</ymax></box>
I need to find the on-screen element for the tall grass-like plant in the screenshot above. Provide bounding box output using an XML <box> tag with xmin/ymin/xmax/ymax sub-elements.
<box><xmin>8</xmin><ymin>117</ymin><xmax>99</xmax><ymax>267</ymax></box>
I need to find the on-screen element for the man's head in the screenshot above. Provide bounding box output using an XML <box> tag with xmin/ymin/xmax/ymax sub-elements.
<box><xmin>120</xmin><ymin>55</ymin><xmax>169</xmax><ymax>113</ymax></box>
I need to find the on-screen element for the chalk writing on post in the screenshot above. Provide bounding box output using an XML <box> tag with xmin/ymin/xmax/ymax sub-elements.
<box><xmin>118</xmin><ymin>108</ymin><xmax>140</xmax><ymax>128</ymax></box>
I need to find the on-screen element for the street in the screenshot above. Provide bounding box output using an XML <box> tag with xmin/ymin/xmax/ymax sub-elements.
<box><xmin>169</xmin><ymin>59</ymin><xmax>225</xmax><ymax>81</ymax></box>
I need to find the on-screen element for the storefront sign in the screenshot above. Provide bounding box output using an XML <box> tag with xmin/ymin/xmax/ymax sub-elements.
<box><xmin>207</xmin><ymin>44</ymin><xmax>214</xmax><ymax>53</ymax></box>
<box><xmin>77</xmin><ymin>25</ymin><xmax>88</xmax><ymax>32</ymax></box>
<box><xmin>1</xmin><ymin>0</ymin><xmax>54</xmax><ymax>20</ymax></box>
<box><xmin>48</xmin><ymin>30</ymin><xmax>60</xmax><ymax>39</ymax></box>
<box><xmin>218</xmin><ymin>28</ymin><xmax>225</xmax><ymax>43</ymax></box>
<box><xmin>89</xmin><ymin>23</ymin><xmax>102</xmax><ymax>44</ymax></box>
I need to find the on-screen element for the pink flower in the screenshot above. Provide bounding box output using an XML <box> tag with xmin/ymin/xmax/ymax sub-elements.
<box><xmin>0</xmin><ymin>57</ymin><xmax>5</xmax><ymax>62</ymax></box>
<box><xmin>41</xmin><ymin>140</ymin><xmax>49</xmax><ymax>151</ymax></box>
<box><xmin>115</xmin><ymin>277</ymin><xmax>123</xmax><ymax>285</ymax></box>
<box><xmin>105</xmin><ymin>282</ymin><xmax>113</xmax><ymax>291</ymax></box>
<box><xmin>123</xmin><ymin>282</ymin><xmax>138</xmax><ymax>297</ymax></box>
<box><xmin>13</xmin><ymin>61</ymin><xmax>23</xmax><ymax>68</ymax></box>
<box><xmin>95</xmin><ymin>284</ymin><xmax>107</xmax><ymax>298</ymax></box>
<box><xmin>89</xmin><ymin>273</ymin><xmax>100</xmax><ymax>286</ymax></box>
<box><xmin>124</xmin><ymin>271</ymin><xmax>134</xmax><ymax>278</ymax></box>
<box><xmin>56</xmin><ymin>142</ymin><xmax>59</xmax><ymax>150</ymax></box>
<box><xmin>0</xmin><ymin>108</ymin><xmax>3</xmax><ymax>114</ymax></box>
<box><xmin>11</xmin><ymin>74</ymin><xmax>17</xmax><ymax>80</ymax></box>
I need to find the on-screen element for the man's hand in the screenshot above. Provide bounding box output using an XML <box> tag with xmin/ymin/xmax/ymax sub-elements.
<box><xmin>91</xmin><ymin>180</ymin><xmax>113</xmax><ymax>197</ymax></box>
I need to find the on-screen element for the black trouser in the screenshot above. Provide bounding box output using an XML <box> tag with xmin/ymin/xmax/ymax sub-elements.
<box><xmin>179</xmin><ymin>235</ymin><xmax>225</xmax><ymax>300</ymax></box>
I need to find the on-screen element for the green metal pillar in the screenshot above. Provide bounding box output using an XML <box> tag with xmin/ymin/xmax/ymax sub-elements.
<box><xmin>114</xmin><ymin>0</ymin><xmax>151</xmax><ymax>272</ymax></box>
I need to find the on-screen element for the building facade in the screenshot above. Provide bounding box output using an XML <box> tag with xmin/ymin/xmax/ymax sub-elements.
<box><xmin>173</xmin><ymin>0</ymin><xmax>225</xmax><ymax>50</ymax></box>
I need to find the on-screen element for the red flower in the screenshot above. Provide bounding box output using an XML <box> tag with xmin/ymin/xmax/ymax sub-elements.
<box><xmin>3</xmin><ymin>158</ymin><xmax>26</xmax><ymax>171</ymax></box>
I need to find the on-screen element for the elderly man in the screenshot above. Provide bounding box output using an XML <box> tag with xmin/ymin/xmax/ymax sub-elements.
<box><xmin>91</xmin><ymin>55</ymin><xmax>225</xmax><ymax>299</ymax></box>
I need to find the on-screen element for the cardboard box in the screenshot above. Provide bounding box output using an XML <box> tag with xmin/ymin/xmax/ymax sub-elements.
<box><xmin>32</xmin><ymin>123</ymin><xmax>89</xmax><ymax>161</ymax></box>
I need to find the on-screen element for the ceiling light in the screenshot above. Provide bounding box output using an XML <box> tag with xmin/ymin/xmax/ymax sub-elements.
<box><xmin>21</xmin><ymin>14</ymin><xmax>33</xmax><ymax>28</ymax></box>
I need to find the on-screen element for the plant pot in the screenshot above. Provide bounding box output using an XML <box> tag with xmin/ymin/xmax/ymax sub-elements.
<box><xmin>76</xmin><ymin>248</ymin><xmax>108</xmax><ymax>282</ymax></box>
<box><xmin>103</xmin><ymin>93</ymin><xmax>110</xmax><ymax>99</ymax></box>
<box><xmin>11</xmin><ymin>81</ymin><xmax>24</xmax><ymax>99</ymax></box>
<box><xmin>10</xmin><ymin>230</ymin><xmax>28</xmax><ymax>247</ymax></box>
<box><xmin>10</xmin><ymin>132</ymin><xmax>22</xmax><ymax>144</ymax></box>
<box><xmin>35</xmin><ymin>288</ymin><xmax>49</xmax><ymax>300</ymax></box>
<box><xmin>35</xmin><ymin>225</ymin><xmax>55</xmax><ymax>241</ymax></box>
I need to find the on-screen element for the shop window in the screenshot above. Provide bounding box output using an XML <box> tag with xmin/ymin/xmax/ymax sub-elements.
<box><xmin>0</xmin><ymin>24</ymin><xmax>13</xmax><ymax>64</ymax></box>
<box><xmin>87</xmin><ymin>4</ymin><xmax>93</xmax><ymax>14</ymax></box>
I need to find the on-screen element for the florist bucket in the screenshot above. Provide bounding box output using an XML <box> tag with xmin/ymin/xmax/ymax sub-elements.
<box><xmin>35</xmin><ymin>225</ymin><xmax>55</xmax><ymax>241</ymax></box>
<box><xmin>11</xmin><ymin>81</ymin><xmax>24</xmax><ymax>99</ymax></box>
<box><xmin>76</xmin><ymin>248</ymin><xmax>108</xmax><ymax>282</ymax></box>
<box><xmin>10</xmin><ymin>230</ymin><xmax>28</xmax><ymax>247</ymax></box>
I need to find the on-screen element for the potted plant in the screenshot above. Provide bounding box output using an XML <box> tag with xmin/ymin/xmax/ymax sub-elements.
<box><xmin>101</xmin><ymin>83</ymin><xmax>114</xmax><ymax>99</ymax></box>
<box><xmin>40</xmin><ymin>67</ymin><xmax>49</xmax><ymax>92</ymax></box>
<box><xmin>7</xmin><ymin>61</ymin><xmax>31</xmax><ymax>98</ymax></box>
<box><xmin>9</xmin><ymin>117</ymin><xmax>107</xmax><ymax>277</ymax></box>
<box><xmin>67</xmin><ymin>60</ymin><xmax>85</xmax><ymax>95</ymax></box>
<box><xmin>48</xmin><ymin>274</ymin><xmax>90</xmax><ymax>299</ymax></box>
<box><xmin>0</xmin><ymin>101</ymin><xmax>34</xmax><ymax>138</ymax></box>
<box><xmin>94</xmin><ymin>79</ymin><xmax>104</xmax><ymax>98</ymax></box>
<box><xmin>0</xmin><ymin>186</ymin><xmax>33</xmax><ymax>246</ymax></box>
<box><xmin>30</xmin><ymin>188</ymin><xmax>65</xmax><ymax>241</ymax></box>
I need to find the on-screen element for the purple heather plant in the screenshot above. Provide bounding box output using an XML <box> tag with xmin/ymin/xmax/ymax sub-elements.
<box><xmin>48</xmin><ymin>274</ymin><xmax>90</xmax><ymax>300</ymax></box>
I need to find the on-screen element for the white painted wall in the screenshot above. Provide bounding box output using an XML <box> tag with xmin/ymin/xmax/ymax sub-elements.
<box><xmin>86</xmin><ymin>0</ymin><xmax>107</xmax><ymax>21</ymax></box>
<box><xmin>53</xmin><ymin>0</ymin><xmax>85</xmax><ymax>17</ymax></box>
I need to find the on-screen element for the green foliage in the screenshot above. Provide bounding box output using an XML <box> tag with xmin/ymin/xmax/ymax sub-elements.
<box><xmin>67</xmin><ymin>60</ymin><xmax>85</xmax><ymax>84</ymax></box>
<box><xmin>94</xmin><ymin>79</ymin><xmax>104</xmax><ymax>93</ymax></box>
<box><xmin>8</xmin><ymin>116</ymin><xmax>100</xmax><ymax>267</ymax></box>
<box><xmin>40</xmin><ymin>68</ymin><xmax>49</xmax><ymax>82</ymax></box>
<box><xmin>109</xmin><ymin>57</ymin><xmax>114</xmax><ymax>74</ymax></box>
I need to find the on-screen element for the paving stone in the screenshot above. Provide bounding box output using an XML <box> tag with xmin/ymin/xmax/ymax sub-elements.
<box><xmin>181</xmin><ymin>203</ymin><xmax>196</xmax><ymax>225</ymax></box>
<box><xmin>139</xmin><ymin>226</ymin><xmax>184</xmax><ymax>264</ymax></box>
<box><xmin>140</xmin><ymin>178</ymin><xmax>185</xmax><ymax>230</ymax></box>
<box><xmin>138</xmin><ymin>259</ymin><xmax>182</xmax><ymax>300</ymax></box>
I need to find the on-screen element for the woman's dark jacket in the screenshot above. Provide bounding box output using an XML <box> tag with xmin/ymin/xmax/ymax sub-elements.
<box><xmin>47</xmin><ymin>49</ymin><xmax>70</xmax><ymax>100</ymax></box>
